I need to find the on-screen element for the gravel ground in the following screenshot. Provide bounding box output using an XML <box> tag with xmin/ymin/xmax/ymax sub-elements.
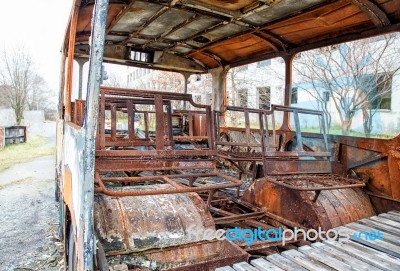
<box><xmin>0</xmin><ymin>155</ymin><xmax>64</xmax><ymax>271</ymax></box>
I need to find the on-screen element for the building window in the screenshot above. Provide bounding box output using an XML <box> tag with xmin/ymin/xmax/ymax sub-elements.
<box><xmin>291</xmin><ymin>87</ymin><xmax>298</xmax><ymax>104</ymax></box>
<box><xmin>238</xmin><ymin>89</ymin><xmax>248</xmax><ymax>107</ymax></box>
<box><xmin>323</xmin><ymin>91</ymin><xmax>330</xmax><ymax>102</ymax></box>
<box><xmin>130</xmin><ymin>50</ymin><xmax>153</xmax><ymax>63</ymax></box>
<box><xmin>257</xmin><ymin>87</ymin><xmax>271</xmax><ymax>110</ymax></box>
<box><xmin>374</xmin><ymin>73</ymin><xmax>392</xmax><ymax>110</ymax></box>
<box><xmin>257</xmin><ymin>60</ymin><xmax>271</xmax><ymax>68</ymax></box>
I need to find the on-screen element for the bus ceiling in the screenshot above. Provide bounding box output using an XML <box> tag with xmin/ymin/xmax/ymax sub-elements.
<box><xmin>66</xmin><ymin>0</ymin><xmax>400</xmax><ymax>73</ymax></box>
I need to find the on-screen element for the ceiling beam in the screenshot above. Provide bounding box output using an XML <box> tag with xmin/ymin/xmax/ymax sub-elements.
<box><xmin>258</xmin><ymin>29</ymin><xmax>289</xmax><ymax>50</ymax></box>
<box><xmin>120</xmin><ymin>6</ymin><xmax>170</xmax><ymax>45</ymax></box>
<box><xmin>348</xmin><ymin>0</ymin><xmax>391</xmax><ymax>28</ymax></box>
<box><xmin>251</xmin><ymin>32</ymin><xmax>279</xmax><ymax>52</ymax></box>
<box><xmin>142</xmin><ymin>13</ymin><xmax>199</xmax><ymax>49</ymax></box>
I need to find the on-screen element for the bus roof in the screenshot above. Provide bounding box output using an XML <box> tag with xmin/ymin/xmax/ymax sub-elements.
<box><xmin>67</xmin><ymin>0</ymin><xmax>400</xmax><ymax>73</ymax></box>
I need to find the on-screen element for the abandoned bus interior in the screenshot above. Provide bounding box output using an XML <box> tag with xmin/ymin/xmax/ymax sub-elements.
<box><xmin>57</xmin><ymin>0</ymin><xmax>400</xmax><ymax>270</ymax></box>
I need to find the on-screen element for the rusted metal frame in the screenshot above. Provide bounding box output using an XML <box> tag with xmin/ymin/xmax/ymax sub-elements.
<box><xmin>126</xmin><ymin>100</ymin><xmax>135</xmax><ymax>140</ymax></box>
<box><xmin>232</xmin><ymin>22</ymin><xmax>400</xmax><ymax>69</ymax></box>
<box><xmin>154</xmin><ymin>94</ymin><xmax>165</xmax><ymax>150</ymax></box>
<box><xmin>216</xmin><ymin>142</ymin><xmax>263</xmax><ymax>147</ymax></box>
<box><xmin>348</xmin><ymin>0</ymin><xmax>391</xmax><ymax>28</ymax></box>
<box><xmin>218</xmin><ymin>153</ymin><xmax>263</xmax><ymax>161</ymax></box>
<box><xmin>106</xmin><ymin>0</ymin><xmax>137</xmax><ymax>34</ymax></box>
<box><xmin>348</xmin><ymin>154</ymin><xmax>387</xmax><ymax>168</ymax></box>
<box><xmin>96</xmin><ymin>149</ymin><xmax>217</xmax><ymax>157</ymax></box>
<box><xmin>80</xmin><ymin>0</ymin><xmax>108</xmax><ymax>268</ymax></box>
<box><xmin>263</xmin><ymin>151</ymin><xmax>331</xmax><ymax>157</ymax></box>
<box><xmin>251</xmin><ymin>32</ymin><xmax>279</xmax><ymax>52</ymax></box>
<box><xmin>165</xmin><ymin>101</ymin><xmax>174</xmax><ymax>144</ymax></box>
<box><xmin>366</xmin><ymin>191</ymin><xmax>400</xmax><ymax>203</ymax></box>
<box><xmin>110</xmin><ymin>104</ymin><xmax>117</xmax><ymax>140</ymax></box>
<box><xmin>120</xmin><ymin>6</ymin><xmax>169</xmax><ymax>45</ymax></box>
<box><xmin>183</xmin><ymin>26</ymin><xmax>259</xmax><ymax>57</ymax></box>
<box><xmin>174</xmin><ymin>109</ymin><xmax>208</xmax><ymax>114</ymax></box>
<box><xmin>101</xmin><ymin>87</ymin><xmax>209</xmax><ymax>109</ymax></box>
<box><xmin>142</xmin><ymin>13</ymin><xmax>199</xmax><ymax>49</ymax></box>
<box><xmin>65</xmin><ymin>1</ymin><xmax>81</xmax><ymax>122</ymax></box>
<box><xmin>213</xmin><ymin>210</ymin><xmax>266</xmax><ymax>224</ymax></box>
<box><xmin>271</xmin><ymin>104</ymin><xmax>325</xmax><ymax>116</ymax></box>
<box><xmin>206</xmin><ymin>189</ymin><xmax>216</xmax><ymax>209</ymax></box>
<box><xmin>199</xmin><ymin>51</ymin><xmax>224</xmax><ymax>66</ymax></box>
<box><xmin>210</xmin><ymin>207</ymin><xmax>272</xmax><ymax>230</ymax></box>
<box><xmin>205</xmin><ymin>106</ymin><xmax>215</xmax><ymax>149</ymax></box>
<box><xmin>96</xmin><ymin>159</ymin><xmax>216</xmax><ymax>172</ymax></box>
<box><xmin>166</xmin><ymin>21</ymin><xmax>226</xmax><ymax>52</ymax></box>
<box><xmin>101</xmin><ymin>172</ymin><xmax>222</xmax><ymax>182</ymax></box>
<box><xmin>257</xmin><ymin>29</ymin><xmax>289</xmax><ymax>51</ymax></box>
<box><xmin>102</xmin><ymin>140</ymin><xmax>156</xmax><ymax>147</ymax></box>
<box><xmin>262</xmin><ymin>178</ymin><xmax>366</xmax><ymax>191</ymax></box>
<box><xmin>94</xmin><ymin>171</ymin><xmax>241</xmax><ymax>196</ymax></box>
<box><xmin>226</xmin><ymin>105</ymin><xmax>272</xmax><ymax>114</ymax></box>
<box><xmin>174</xmin><ymin>135</ymin><xmax>209</xmax><ymax>141</ymax></box>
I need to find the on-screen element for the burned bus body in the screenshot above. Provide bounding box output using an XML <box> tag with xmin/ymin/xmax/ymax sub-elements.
<box><xmin>57</xmin><ymin>0</ymin><xmax>400</xmax><ymax>270</ymax></box>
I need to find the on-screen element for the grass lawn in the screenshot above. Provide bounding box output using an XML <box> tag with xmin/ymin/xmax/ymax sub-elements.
<box><xmin>0</xmin><ymin>135</ymin><xmax>55</xmax><ymax>172</ymax></box>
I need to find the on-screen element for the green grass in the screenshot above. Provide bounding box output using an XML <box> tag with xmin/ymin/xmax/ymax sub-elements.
<box><xmin>301</xmin><ymin>126</ymin><xmax>394</xmax><ymax>139</ymax></box>
<box><xmin>0</xmin><ymin>135</ymin><xmax>55</xmax><ymax>172</ymax></box>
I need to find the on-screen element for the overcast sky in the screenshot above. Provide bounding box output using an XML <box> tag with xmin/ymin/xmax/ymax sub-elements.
<box><xmin>0</xmin><ymin>0</ymin><xmax>74</xmax><ymax>91</ymax></box>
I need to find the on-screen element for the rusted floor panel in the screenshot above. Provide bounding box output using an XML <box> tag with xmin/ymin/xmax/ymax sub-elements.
<box><xmin>217</xmin><ymin>211</ymin><xmax>400</xmax><ymax>271</ymax></box>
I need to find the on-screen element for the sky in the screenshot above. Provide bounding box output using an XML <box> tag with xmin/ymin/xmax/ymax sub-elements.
<box><xmin>0</xmin><ymin>0</ymin><xmax>74</xmax><ymax>92</ymax></box>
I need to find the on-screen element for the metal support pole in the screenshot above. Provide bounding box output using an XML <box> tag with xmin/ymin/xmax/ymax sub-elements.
<box><xmin>81</xmin><ymin>0</ymin><xmax>109</xmax><ymax>269</ymax></box>
<box><xmin>76</xmin><ymin>58</ymin><xmax>87</xmax><ymax>100</ymax></box>
<box><xmin>210</xmin><ymin>66</ymin><xmax>229</xmax><ymax>112</ymax></box>
<box><xmin>182</xmin><ymin>72</ymin><xmax>190</xmax><ymax>109</ymax></box>
<box><xmin>281</xmin><ymin>54</ymin><xmax>294</xmax><ymax>130</ymax></box>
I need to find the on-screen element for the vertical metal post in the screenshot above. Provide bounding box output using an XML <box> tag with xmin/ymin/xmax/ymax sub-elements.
<box><xmin>77</xmin><ymin>58</ymin><xmax>87</xmax><ymax>100</ymax></box>
<box><xmin>210</xmin><ymin>66</ymin><xmax>229</xmax><ymax>112</ymax></box>
<box><xmin>81</xmin><ymin>0</ymin><xmax>108</xmax><ymax>269</ymax></box>
<box><xmin>127</xmin><ymin>100</ymin><xmax>135</xmax><ymax>140</ymax></box>
<box><xmin>154</xmin><ymin>95</ymin><xmax>165</xmax><ymax>150</ymax></box>
<box><xmin>182</xmin><ymin>72</ymin><xmax>190</xmax><ymax>109</ymax></box>
<box><xmin>282</xmin><ymin>54</ymin><xmax>294</xmax><ymax>130</ymax></box>
<box><xmin>58</xmin><ymin>49</ymin><xmax>67</xmax><ymax>119</ymax></box>
<box><xmin>111</xmin><ymin>104</ymin><xmax>117</xmax><ymax>140</ymax></box>
<box><xmin>166</xmin><ymin>101</ymin><xmax>174</xmax><ymax>144</ymax></box>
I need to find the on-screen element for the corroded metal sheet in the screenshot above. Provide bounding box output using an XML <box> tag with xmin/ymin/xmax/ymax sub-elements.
<box><xmin>94</xmin><ymin>184</ymin><xmax>215</xmax><ymax>254</ymax></box>
<box><xmin>243</xmin><ymin>178</ymin><xmax>376</xmax><ymax>230</ymax></box>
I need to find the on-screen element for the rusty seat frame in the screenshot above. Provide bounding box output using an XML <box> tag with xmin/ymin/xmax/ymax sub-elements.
<box><xmin>94</xmin><ymin>87</ymin><xmax>241</xmax><ymax>198</ymax></box>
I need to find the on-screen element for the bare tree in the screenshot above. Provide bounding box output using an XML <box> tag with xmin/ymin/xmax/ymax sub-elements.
<box><xmin>0</xmin><ymin>47</ymin><xmax>48</xmax><ymax>124</ymax></box>
<box><xmin>294</xmin><ymin>34</ymin><xmax>400</xmax><ymax>136</ymax></box>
